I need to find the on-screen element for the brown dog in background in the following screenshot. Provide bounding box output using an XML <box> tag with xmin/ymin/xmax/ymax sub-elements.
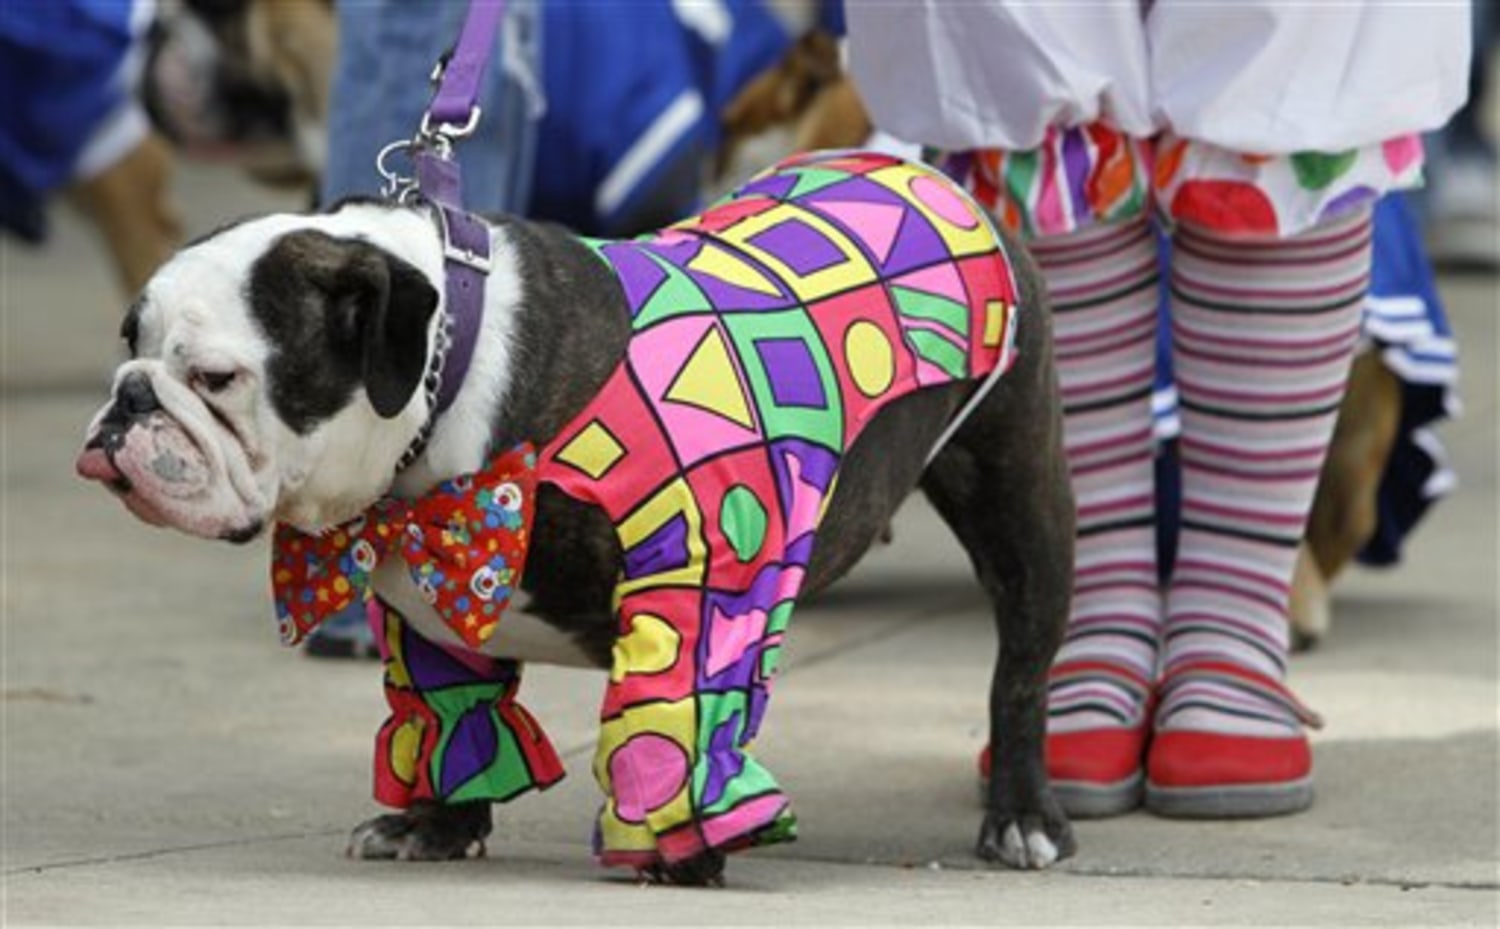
<box><xmin>72</xmin><ymin>0</ymin><xmax>334</xmax><ymax>296</ymax></box>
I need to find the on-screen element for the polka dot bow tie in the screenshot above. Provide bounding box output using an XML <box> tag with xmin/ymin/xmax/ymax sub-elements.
<box><xmin>271</xmin><ymin>444</ymin><xmax>538</xmax><ymax>650</ymax></box>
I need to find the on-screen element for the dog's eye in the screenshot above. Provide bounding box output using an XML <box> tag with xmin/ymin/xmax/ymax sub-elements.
<box><xmin>193</xmin><ymin>370</ymin><xmax>236</xmax><ymax>393</ymax></box>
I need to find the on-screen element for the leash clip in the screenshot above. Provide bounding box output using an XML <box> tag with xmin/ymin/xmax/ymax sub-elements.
<box><xmin>419</xmin><ymin>106</ymin><xmax>483</xmax><ymax>146</ymax></box>
<box><xmin>376</xmin><ymin>138</ymin><xmax>422</xmax><ymax>204</ymax></box>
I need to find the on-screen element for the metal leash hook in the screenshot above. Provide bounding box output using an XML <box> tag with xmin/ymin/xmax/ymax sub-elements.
<box><xmin>375</xmin><ymin>0</ymin><xmax>500</xmax><ymax>206</ymax></box>
<box><xmin>374</xmin><ymin>101</ymin><xmax>477</xmax><ymax>204</ymax></box>
<box><xmin>380</xmin><ymin>0</ymin><xmax>506</xmax><ymax>475</ymax></box>
<box><xmin>375</xmin><ymin>138</ymin><xmax>421</xmax><ymax>204</ymax></box>
<box><xmin>375</xmin><ymin>118</ymin><xmax>472</xmax><ymax>204</ymax></box>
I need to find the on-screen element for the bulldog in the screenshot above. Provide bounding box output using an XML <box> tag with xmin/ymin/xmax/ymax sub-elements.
<box><xmin>76</xmin><ymin>150</ymin><xmax>1076</xmax><ymax>884</ymax></box>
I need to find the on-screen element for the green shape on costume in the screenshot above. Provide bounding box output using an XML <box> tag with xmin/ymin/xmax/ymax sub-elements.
<box><xmin>692</xmin><ymin>691</ymin><xmax>782</xmax><ymax>817</ymax></box>
<box><xmin>765</xmin><ymin>600</ymin><xmax>794</xmax><ymax>636</ymax></box>
<box><xmin>787</xmin><ymin>167</ymin><xmax>851</xmax><ymax>199</ymax></box>
<box><xmin>753</xmin><ymin>808</ymin><xmax>799</xmax><ymax>847</ymax></box>
<box><xmin>759</xmin><ymin>601</ymin><xmax>794</xmax><ymax>679</ymax></box>
<box><xmin>691</xmin><ymin>690</ymin><xmax>745</xmax><ymax>807</ymax></box>
<box><xmin>424</xmin><ymin>684</ymin><xmax>534</xmax><ymax>804</ymax></box>
<box><xmin>724</xmin><ymin>310</ymin><xmax>844</xmax><ymax>452</ymax></box>
<box><xmin>891</xmin><ymin>286</ymin><xmax>971</xmax><ymax>337</ymax></box>
<box><xmin>720</xmin><ymin>485</ymin><xmax>769</xmax><ymax>562</ymax></box>
<box><xmin>445</xmin><ymin>711</ymin><xmax>532</xmax><ymax>804</ymax></box>
<box><xmin>1291</xmin><ymin>150</ymin><xmax>1358</xmax><ymax>191</ymax></box>
<box><xmin>759</xmin><ymin>644</ymin><xmax>782</xmax><ymax>680</ymax></box>
<box><xmin>907</xmin><ymin>330</ymin><xmax>969</xmax><ymax>380</ymax></box>
<box><xmin>634</xmin><ymin>250</ymin><xmax>716</xmax><ymax>330</ymax></box>
<box><xmin>577</xmin><ymin>236</ymin><xmax>611</xmax><ymax>258</ymax></box>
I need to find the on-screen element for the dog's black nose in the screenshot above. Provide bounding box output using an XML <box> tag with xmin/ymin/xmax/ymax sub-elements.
<box><xmin>115</xmin><ymin>372</ymin><xmax>161</xmax><ymax>417</ymax></box>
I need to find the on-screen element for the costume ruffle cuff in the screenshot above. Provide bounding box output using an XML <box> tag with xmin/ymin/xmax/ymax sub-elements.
<box><xmin>373</xmin><ymin>605</ymin><xmax>564</xmax><ymax>808</ymax></box>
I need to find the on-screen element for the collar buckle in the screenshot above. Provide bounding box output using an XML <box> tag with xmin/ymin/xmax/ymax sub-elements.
<box><xmin>433</xmin><ymin>203</ymin><xmax>494</xmax><ymax>274</ymax></box>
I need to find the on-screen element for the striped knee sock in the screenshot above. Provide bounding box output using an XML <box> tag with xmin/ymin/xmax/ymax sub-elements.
<box><xmin>1031</xmin><ymin>218</ymin><xmax>1162</xmax><ymax>734</ymax></box>
<box><xmin>1161</xmin><ymin>207</ymin><xmax>1374</xmax><ymax>737</ymax></box>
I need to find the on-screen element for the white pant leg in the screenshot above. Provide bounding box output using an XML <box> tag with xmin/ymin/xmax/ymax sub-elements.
<box><xmin>845</xmin><ymin>0</ymin><xmax>1153</xmax><ymax>151</ymax></box>
<box><xmin>1149</xmin><ymin>0</ymin><xmax>1471</xmax><ymax>153</ymax></box>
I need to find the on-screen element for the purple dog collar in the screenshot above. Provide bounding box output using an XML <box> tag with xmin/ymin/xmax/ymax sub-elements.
<box><xmin>415</xmin><ymin>154</ymin><xmax>490</xmax><ymax>419</ymax></box>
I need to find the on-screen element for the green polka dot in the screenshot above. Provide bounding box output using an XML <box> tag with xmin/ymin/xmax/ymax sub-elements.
<box><xmin>1291</xmin><ymin>150</ymin><xmax>1358</xmax><ymax>191</ymax></box>
<box><xmin>720</xmin><ymin>486</ymin><xmax>768</xmax><ymax>563</ymax></box>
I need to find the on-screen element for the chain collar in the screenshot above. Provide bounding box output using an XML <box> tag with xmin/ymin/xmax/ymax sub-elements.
<box><xmin>393</xmin><ymin>284</ymin><xmax>454</xmax><ymax>474</ymax></box>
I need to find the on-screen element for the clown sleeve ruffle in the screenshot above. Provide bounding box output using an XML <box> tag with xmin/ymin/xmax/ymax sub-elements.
<box><xmin>373</xmin><ymin>606</ymin><xmax>563</xmax><ymax>808</ymax></box>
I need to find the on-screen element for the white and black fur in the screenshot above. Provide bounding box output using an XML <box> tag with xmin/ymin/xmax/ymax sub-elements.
<box><xmin>79</xmin><ymin>196</ymin><xmax>1077</xmax><ymax>881</ymax></box>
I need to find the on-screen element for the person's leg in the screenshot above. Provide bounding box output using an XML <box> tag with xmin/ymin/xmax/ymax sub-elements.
<box><xmin>320</xmin><ymin>0</ymin><xmax>540</xmax><ymax>212</ymax></box>
<box><xmin>1026</xmin><ymin>216</ymin><xmax>1162</xmax><ymax>816</ymax></box>
<box><xmin>1148</xmin><ymin>205</ymin><xmax>1374</xmax><ymax>817</ymax></box>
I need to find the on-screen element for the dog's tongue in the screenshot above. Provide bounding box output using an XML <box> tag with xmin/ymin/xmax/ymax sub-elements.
<box><xmin>75</xmin><ymin>446</ymin><xmax>124</xmax><ymax>485</ymax></box>
<box><xmin>76</xmin><ymin>416</ymin><xmax>211</xmax><ymax>498</ymax></box>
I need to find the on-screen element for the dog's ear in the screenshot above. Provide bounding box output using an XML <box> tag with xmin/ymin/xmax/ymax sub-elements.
<box><xmin>353</xmin><ymin>248</ymin><xmax>440</xmax><ymax>419</ymax></box>
<box><xmin>264</xmin><ymin>230</ymin><xmax>439</xmax><ymax>419</ymax></box>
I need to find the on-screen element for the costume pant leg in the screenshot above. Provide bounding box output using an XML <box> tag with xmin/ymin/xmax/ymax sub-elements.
<box><xmin>591</xmin><ymin>574</ymin><xmax>802</xmax><ymax>867</ymax></box>
<box><xmin>372</xmin><ymin>601</ymin><xmax>564</xmax><ymax>808</ymax></box>
<box><xmin>572</xmin><ymin>450</ymin><xmax>830</xmax><ymax>867</ymax></box>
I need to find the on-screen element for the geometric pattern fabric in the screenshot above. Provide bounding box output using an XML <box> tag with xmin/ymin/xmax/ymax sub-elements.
<box><xmin>538</xmin><ymin>151</ymin><xmax>1022</xmax><ymax>868</ymax></box>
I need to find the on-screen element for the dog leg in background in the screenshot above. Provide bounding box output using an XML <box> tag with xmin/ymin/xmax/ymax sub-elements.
<box><xmin>922</xmin><ymin>255</ymin><xmax>1077</xmax><ymax>869</ymax></box>
<box><xmin>1026</xmin><ymin>217</ymin><xmax>1162</xmax><ymax>817</ymax></box>
<box><xmin>348</xmin><ymin>605</ymin><xmax>564</xmax><ymax>861</ymax></box>
<box><xmin>65</xmin><ymin>132</ymin><xmax>181</xmax><ymax>295</ymax></box>
<box><xmin>1290</xmin><ymin>348</ymin><xmax>1403</xmax><ymax>649</ymax></box>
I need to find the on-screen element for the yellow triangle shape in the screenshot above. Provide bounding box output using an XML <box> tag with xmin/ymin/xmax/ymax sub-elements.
<box><xmin>664</xmin><ymin>327</ymin><xmax>756</xmax><ymax>430</ymax></box>
<box><xmin>688</xmin><ymin>244</ymin><xmax>782</xmax><ymax>296</ymax></box>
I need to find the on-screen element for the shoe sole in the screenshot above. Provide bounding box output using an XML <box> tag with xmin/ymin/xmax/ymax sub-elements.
<box><xmin>1145</xmin><ymin>777</ymin><xmax>1313</xmax><ymax>819</ymax></box>
<box><xmin>979</xmin><ymin>771</ymin><xmax>1143</xmax><ymax>819</ymax></box>
<box><xmin>1053</xmin><ymin>771</ymin><xmax>1143</xmax><ymax>818</ymax></box>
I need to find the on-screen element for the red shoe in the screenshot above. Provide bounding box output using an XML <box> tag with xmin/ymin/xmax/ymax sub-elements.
<box><xmin>980</xmin><ymin>661</ymin><xmax>1154</xmax><ymax>818</ymax></box>
<box><xmin>1145</xmin><ymin>661</ymin><xmax>1324</xmax><ymax>819</ymax></box>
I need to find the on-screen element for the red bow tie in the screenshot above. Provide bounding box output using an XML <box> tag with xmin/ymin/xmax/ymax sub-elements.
<box><xmin>271</xmin><ymin>444</ymin><xmax>537</xmax><ymax>650</ymax></box>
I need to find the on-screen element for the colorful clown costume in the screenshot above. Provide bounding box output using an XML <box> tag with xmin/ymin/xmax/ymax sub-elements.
<box><xmin>275</xmin><ymin>150</ymin><xmax>1024</xmax><ymax>869</ymax></box>
<box><xmin>542</xmin><ymin>150</ymin><xmax>1020</xmax><ymax>866</ymax></box>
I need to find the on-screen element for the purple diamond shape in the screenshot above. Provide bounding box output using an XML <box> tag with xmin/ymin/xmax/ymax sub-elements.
<box><xmin>754</xmin><ymin>338</ymin><xmax>826</xmax><ymax>409</ymax></box>
<box><xmin>747</xmin><ymin>219</ymin><xmax>847</xmax><ymax>277</ymax></box>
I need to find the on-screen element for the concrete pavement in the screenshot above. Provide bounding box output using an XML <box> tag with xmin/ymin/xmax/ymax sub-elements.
<box><xmin>2</xmin><ymin>165</ymin><xmax>1497</xmax><ymax>926</ymax></box>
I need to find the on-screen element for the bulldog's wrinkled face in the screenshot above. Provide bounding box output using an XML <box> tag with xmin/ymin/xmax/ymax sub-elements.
<box><xmin>76</xmin><ymin>204</ymin><xmax>443</xmax><ymax>541</ymax></box>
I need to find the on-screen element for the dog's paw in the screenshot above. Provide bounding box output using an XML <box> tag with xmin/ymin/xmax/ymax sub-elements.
<box><xmin>638</xmin><ymin>850</ymin><xmax>727</xmax><ymax>887</ymax></box>
<box><xmin>1289</xmin><ymin>541</ymin><xmax>1331</xmax><ymax>652</ymax></box>
<box><xmin>346</xmin><ymin>801</ymin><xmax>492</xmax><ymax>862</ymax></box>
<box><xmin>976</xmin><ymin>810</ymin><xmax>1075</xmax><ymax>870</ymax></box>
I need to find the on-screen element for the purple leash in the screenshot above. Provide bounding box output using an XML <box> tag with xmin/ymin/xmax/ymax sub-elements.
<box><xmin>426</xmin><ymin>0</ymin><xmax>506</xmax><ymax>136</ymax></box>
<box><xmin>380</xmin><ymin>1</ymin><xmax>505</xmax><ymax>469</ymax></box>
